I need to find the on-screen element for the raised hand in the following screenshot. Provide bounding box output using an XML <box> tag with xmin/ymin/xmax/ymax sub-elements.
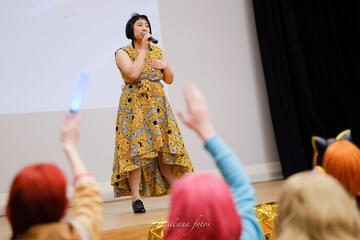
<box><xmin>61</xmin><ymin>113</ymin><xmax>80</xmax><ymax>148</ymax></box>
<box><xmin>177</xmin><ymin>84</ymin><xmax>216</xmax><ymax>141</ymax></box>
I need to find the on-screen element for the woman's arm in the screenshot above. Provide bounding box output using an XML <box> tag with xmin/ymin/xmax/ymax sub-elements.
<box><xmin>115</xmin><ymin>49</ymin><xmax>146</xmax><ymax>80</ymax></box>
<box><xmin>115</xmin><ymin>35</ymin><xmax>150</xmax><ymax>80</ymax></box>
<box><xmin>161</xmin><ymin>54</ymin><xmax>174</xmax><ymax>84</ymax></box>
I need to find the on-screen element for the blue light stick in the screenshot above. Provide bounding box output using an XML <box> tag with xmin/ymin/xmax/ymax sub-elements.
<box><xmin>70</xmin><ymin>71</ymin><xmax>90</xmax><ymax>113</ymax></box>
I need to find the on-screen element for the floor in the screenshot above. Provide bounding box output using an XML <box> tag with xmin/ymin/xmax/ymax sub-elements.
<box><xmin>0</xmin><ymin>180</ymin><xmax>284</xmax><ymax>239</ymax></box>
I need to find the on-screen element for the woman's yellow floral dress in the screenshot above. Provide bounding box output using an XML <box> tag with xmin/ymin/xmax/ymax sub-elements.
<box><xmin>111</xmin><ymin>44</ymin><xmax>194</xmax><ymax>197</ymax></box>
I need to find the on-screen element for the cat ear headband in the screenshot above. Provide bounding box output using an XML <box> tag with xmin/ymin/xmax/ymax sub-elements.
<box><xmin>311</xmin><ymin>129</ymin><xmax>352</xmax><ymax>167</ymax></box>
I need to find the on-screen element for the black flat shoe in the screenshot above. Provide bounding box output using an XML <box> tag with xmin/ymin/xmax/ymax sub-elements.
<box><xmin>132</xmin><ymin>199</ymin><xmax>146</xmax><ymax>214</ymax></box>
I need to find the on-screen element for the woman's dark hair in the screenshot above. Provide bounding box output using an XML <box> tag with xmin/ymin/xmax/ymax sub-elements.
<box><xmin>125</xmin><ymin>13</ymin><xmax>152</xmax><ymax>48</ymax></box>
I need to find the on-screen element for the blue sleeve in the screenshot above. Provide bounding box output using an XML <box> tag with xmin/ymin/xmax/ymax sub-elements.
<box><xmin>205</xmin><ymin>135</ymin><xmax>264</xmax><ymax>240</ymax></box>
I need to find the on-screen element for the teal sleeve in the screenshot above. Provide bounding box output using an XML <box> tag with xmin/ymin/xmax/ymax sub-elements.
<box><xmin>205</xmin><ymin>135</ymin><xmax>264</xmax><ymax>240</ymax></box>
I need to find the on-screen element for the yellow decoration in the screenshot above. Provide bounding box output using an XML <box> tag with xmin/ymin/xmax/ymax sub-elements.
<box><xmin>149</xmin><ymin>220</ymin><xmax>168</xmax><ymax>240</ymax></box>
<box><xmin>254</xmin><ymin>202</ymin><xmax>279</xmax><ymax>240</ymax></box>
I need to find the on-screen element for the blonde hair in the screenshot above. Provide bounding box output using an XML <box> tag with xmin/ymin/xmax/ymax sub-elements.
<box><xmin>277</xmin><ymin>171</ymin><xmax>360</xmax><ymax>240</ymax></box>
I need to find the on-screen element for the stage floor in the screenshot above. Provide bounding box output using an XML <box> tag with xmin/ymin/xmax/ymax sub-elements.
<box><xmin>0</xmin><ymin>180</ymin><xmax>283</xmax><ymax>239</ymax></box>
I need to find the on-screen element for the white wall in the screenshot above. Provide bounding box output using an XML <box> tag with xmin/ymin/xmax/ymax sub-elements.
<box><xmin>157</xmin><ymin>0</ymin><xmax>280</xmax><ymax>171</ymax></box>
<box><xmin>0</xmin><ymin>0</ymin><xmax>162</xmax><ymax>114</ymax></box>
<box><xmin>0</xmin><ymin>0</ymin><xmax>282</xmax><ymax>215</ymax></box>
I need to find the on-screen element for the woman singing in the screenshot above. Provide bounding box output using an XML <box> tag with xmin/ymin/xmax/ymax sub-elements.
<box><xmin>112</xmin><ymin>13</ymin><xmax>194</xmax><ymax>213</ymax></box>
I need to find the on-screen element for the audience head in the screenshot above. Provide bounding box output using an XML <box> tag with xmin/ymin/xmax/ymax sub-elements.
<box><xmin>6</xmin><ymin>163</ymin><xmax>68</xmax><ymax>238</ymax></box>
<box><xmin>312</xmin><ymin>130</ymin><xmax>360</xmax><ymax>204</ymax></box>
<box><xmin>165</xmin><ymin>173</ymin><xmax>241</xmax><ymax>240</ymax></box>
<box><xmin>276</xmin><ymin>171</ymin><xmax>360</xmax><ymax>240</ymax></box>
<box><xmin>322</xmin><ymin>140</ymin><xmax>360</xmax><ymax>198</ymax></box>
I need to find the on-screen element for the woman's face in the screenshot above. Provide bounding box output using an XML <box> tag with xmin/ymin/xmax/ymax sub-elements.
<box><xmin>133</xmin><ymin>18</ymin><xmax>150</xmax><ymax>40</ymax></box>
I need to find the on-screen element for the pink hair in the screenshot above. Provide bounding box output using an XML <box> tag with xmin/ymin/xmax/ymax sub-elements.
<box><xmin>164</xmin><ymin>173</ymin><xmax>242</xmax><ymax>240</ymax></box>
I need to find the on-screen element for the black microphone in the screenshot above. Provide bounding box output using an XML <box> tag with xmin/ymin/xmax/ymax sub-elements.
<box><xmin>142</xmin><ymin>32</ymin><xmax>158</xmax><ymax>44</ymax></box>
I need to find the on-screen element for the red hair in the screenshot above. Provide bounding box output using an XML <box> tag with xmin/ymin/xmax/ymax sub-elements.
<box><xmin>164</xmin><ymin>173</ymin><xmax>242</xmax><ymax>240</ymax></box>
<box><xmin>323</xmin><ymin>140</ymin><xmax>360</xmax><ymax>198</ymax></box>
<box><xmin>6</xmin><ymin>163</ymin><xmax>68</xmax><ymax>238</ymax></box>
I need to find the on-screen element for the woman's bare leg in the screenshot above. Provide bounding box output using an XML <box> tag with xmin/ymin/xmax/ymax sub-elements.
<box><xmin>159</xmin><ymin>160</ymin><xmax>178</xmax><ymax>185</ymax></box>
<box><xmin>129</xmin><ymin>168</ymin><xmax>141</xmax><ymax>201</ymax></box>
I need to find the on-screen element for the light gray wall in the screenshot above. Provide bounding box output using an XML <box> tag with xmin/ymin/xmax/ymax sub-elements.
<box><xmin>157</xmin><ymin>0</ymin><xmax>279</xmax><ymax>170</ymax></box>
<box><xmin>0</xmin><ymin>0</ymin><xmax>280</xmax><ymax>198</ymax></box>
<box><xmin>0</xmin><ymin>109</ymin><xmax>115</xmax><ymax>193</ymax></box>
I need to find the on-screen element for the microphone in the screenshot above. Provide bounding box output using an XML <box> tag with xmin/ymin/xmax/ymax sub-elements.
<box><xmin>142</xmin><ymin>32</ymin><xmax>158</xmax><ymax>44</ymax></box>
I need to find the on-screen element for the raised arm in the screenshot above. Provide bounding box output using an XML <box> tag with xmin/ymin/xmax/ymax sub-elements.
<box><xmin>177</xmin><ymin>84</ymin><xmax>264</xmax><ymax>240</ymax></box>
<box><xmin>61</xmin><ymin>114</ymin><xmax>87</xmax><ymax>176</ymax></box>
<box><xmin>61</xmin><ymin>114</ymin><xmax>103</xmax><ymax>239</ymax></box>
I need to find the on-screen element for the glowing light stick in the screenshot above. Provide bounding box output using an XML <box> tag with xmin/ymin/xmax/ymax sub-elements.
<box><xmin>69</xmin><ymin>71</ymin><xmax>90</xmax><ymax>113</ymax></box>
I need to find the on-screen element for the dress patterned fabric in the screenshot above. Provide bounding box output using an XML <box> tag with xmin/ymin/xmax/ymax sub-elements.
<box><xmin>111</xmin><ymin>44</ymin><xmax>194</xmax><ymax>197</ymax></box>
